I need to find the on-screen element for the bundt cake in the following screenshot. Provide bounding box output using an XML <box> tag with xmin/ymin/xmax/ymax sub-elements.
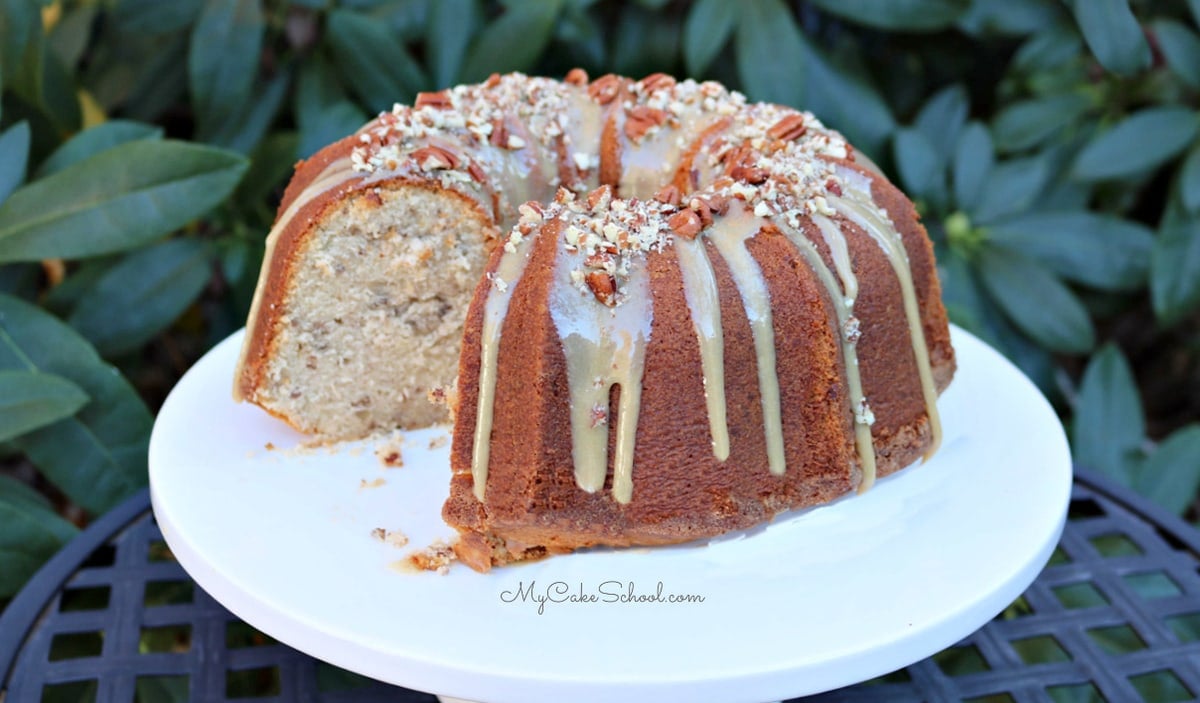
<box><xmin>234</xmin><ymin>70</ymin><xmax>956</xmax><ymax>572</ymax></box>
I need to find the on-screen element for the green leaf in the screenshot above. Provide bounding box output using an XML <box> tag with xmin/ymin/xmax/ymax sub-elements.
<box><xmin>972</xmin><ymin>154</ymin><xmax>1050</xmax><ymax>224</ymax></box>
<box><xmin>0</xmin><ymin>473</ymin><xmax>52</xmax><ymax>513</ymax></box>
<box><xmin>1181</xmin><ymin>144</ymin><xmax>1200</xmax><ymax>215</ymax></box>
<box><xmin>48</xmin><ymin>4</ymin><xmax>98</xmax><ymax>69</ymax></box>
<box><xmin>1151</xmin><ymin>217</ymin><xmax>1200</xmax><ymax>325</ymax></box>
<box><xmin>806</xmin><ymin>0</ymin><xmax>968</xmax><ymax>31</ymax></box>
<box><xmin>235</xmin><ymin>131</ymin><xmax>299</xmax><ymax>209</ymax></box>
<box><xmin>0</xmin><ymin>370</ymin><xmax>89</xmax><ymax>443</ymax></box>
<box><xmin>0</xmin><ymin>122</ymin><xmax>30</xmax><ymax>207</ymax></box>
<box><xmin>0</xmin><ymin>140</ymin><xmax>248</xmax><ymax>263</ymax></box>
<box><xmin>1070</xmin><ymin>0</ymin><xmax>1151</xmax><ymax>76</ymax></box>
<box><xmin>957</xmin><ymin>0</ymin><xmax>1064</xmax><ymax>37</ymax></box>
<box><xmin>428</xmin><ymin>0</ymin><xmax>480</xmax><ymax>86</ymax></box>
<box><xmin>611</xmin><ymin>4</ymin><xmax>681</xmax><ymax>79</ymax></box>
<box><xmin>976</xmin><ymin>247</ymin><xmax>1095</xmax><ymax>354</ymax></box>
<box><xmin>39</xmin><ymin>45</ymin><xmax>83</xmax><ymax>135</ymax></box>
<box><xmin>914</xmin><ymin>84</ymin><xmax>968</xmax><ymax>167</ymax></box>
<box><xmin>1013</xmin><ymin>24</ymin><xmax>1084</xmax><ymax>73</ymax></box>
<box><xmin>68</xmin><ymin>239</ymin><xmax>212</xmax><ymax>357</ymax></box>
<box><xmin>296</xmin><ymin>56</ymin><xmax>368</xmax><ymax>158</ymax></box>
<box><xmin>801</xmin><ymin>45</ymin><xmax>895</xmax><ymax>158</ymax></box>
<box><xmin>36</xmin><ymin>121</ymin><xmax>164</xmax><ymax>179</ymax></box>
<box><xmin>189</xmin><ymin>0</ymin><xmax>265</xmax><ymax>139</ymax></box>
<box><xmin>0</xmin><ymin>294</ymin><xmax>153</xmax><ymax>514</ymax></box>
<box><xmin>952</xmin><ymin>122</ymin><xmax>993</xmax><ymax>211</ymax></box>
<box><xmin>327</xmin><ymin>9</ymin><xmax>429</xmax><ymax>111</ymax></box>
<box><xmin>988</xmin><ymin>212</ymin><xmax>1154</xmax><ymax>291</ymax></box>
<box><xmin>0</xmin><ymin>476</ymin><xmax>79</xmax><ymax>598</ymax></box>
<box><xmin>1072</xmin><ymin>343</ymin><xmax>1143</xmax><ymax>482</ymax></box>
<box><xmin>1</xmin><ymin>0</ymin><xmax>44</xmax><ymax>102</ymax></box>
<box><xmin>684</xmin><ymin>0</ymin><xmax>738</xmax><ymax>76</ymax></box>
<box><xmin>458</xmin><ymin>0</ymin><xmax>560</xmax><ymax>83</ymax></box>
<box><xmin>736</xmin><ymin>0</ymin><xmax>806</xmax><ymax>107</ymax></box>
<box><xmin>113</xmin><ymin>0</ymin><xmax>204</xmax><ymax>35</ymax></box>
<box><xmin>1072</xmin><ymin>108</ymin><xmax>1200</xmax><ymax>181</ymax></box>
<box><xmin>893</xmin><ymin>127</ymin><xmax>941</xmax><ymax>201</ymax></box>
<box><xmin>201</xmin><ymin>68</ymin><xmax>290</xmax><ymax>154</ymax></box>
<box><xmin>1135</xmin><ymin>425</ymin><xmax>1200</xmax><ymax>514</ymax></box>
<box><xmin>1152</xmin><ymin>19</ymin><xmax>1200</xmax><ymax>90</ymax></box>
<box><xmin>991</xmin><ymin>94</ymin><xmax>1092</xmax><ymax>153</ymax></box>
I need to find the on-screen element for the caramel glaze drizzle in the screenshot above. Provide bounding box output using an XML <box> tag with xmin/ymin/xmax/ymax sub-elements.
<box><xmin>453</xmin><ymin>77</ymin><xmax>941</xmax><ymax>504</ymax></box>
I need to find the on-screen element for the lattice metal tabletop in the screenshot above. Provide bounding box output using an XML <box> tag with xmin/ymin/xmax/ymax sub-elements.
<box><xmin>2</xmin><ymin>470</ymin><xmax>1199</xmax><ymax>702</ymax></box>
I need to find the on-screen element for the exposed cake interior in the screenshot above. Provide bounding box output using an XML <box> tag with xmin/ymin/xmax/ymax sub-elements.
<box><xmin>237</xmin><ymin>184</ymin><xmax>495</xmax><ymax>439</ymax></box>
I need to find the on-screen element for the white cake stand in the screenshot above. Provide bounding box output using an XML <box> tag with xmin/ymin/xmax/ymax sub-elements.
<box><xmin>149</xmin><ymin>326</ymin><xmax>1071</xmax><ymax>703</ymax></box>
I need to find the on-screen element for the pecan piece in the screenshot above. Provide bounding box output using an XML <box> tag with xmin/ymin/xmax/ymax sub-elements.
<box><xmin>638</xmin><ymin>72</ymin><xmax>676</xmax><ymax>93</ymax></box>
<box><xmin>565</xmin><ymin>67</ymin><xmax>589</xmax><ymax>86</ymax></box>
<box><xmin>586</xmin><ymin>184</ymin><xmax>614</xmax><ymax>211</ymax></box>
<box><xmin>484</xmin><ymin>73</ymin><xmax>502</xmax><ymax>88</ymax></box>
<box><xmin>624</xmin><ymin>106</ymin><xmax>669</xmax><ymax>141</ymax></box>
<box><xmin>688</xmin><ymin>198</ymin><xmax>714</xmax><ymax>227</ymax></box>
<box><xmin>668</xmin><ymin>208</ymin><xmax>703</xmax><ymax>239</ymax></box>
<box><xmin>585</xmin><ymin>271</ymin><xmax>617</xmax><ymax>306</ymax></box>
<box><xmin>467</xmin><ymin>162</ymin><xmax>486</xmax><ymax>183</ymax></box>
<box><xmin>412</xmin><ymin>146</ymin><xmax>460</xmax><ymax>171</ymax></box>
<box><xmin>415</xmin><ymin>90</ymin><xmax>452</xmax><ymax>110</ymax></box>
<box><xmin>653</xmin><ymin>184</ymin><xmax>681</xmax><ymax>208</ymax></box>
<box><xmin>588</xmin><ymin>74</ymin><xmax>622</xmax><ymax>105</ymax></box>
<box><xmin>767</xmin><ymin>114</ymin><xmax>807</xmax><ymax>141</ymax></box>
<box><xmin>489</xmin><ymin>118</ymin><xmax>509</xmax><ymax>148</ymax></box>
<box><xmin>825</xmin><ymin>178</ymin><xmax>843</xmax><ymax>196</ymax></box>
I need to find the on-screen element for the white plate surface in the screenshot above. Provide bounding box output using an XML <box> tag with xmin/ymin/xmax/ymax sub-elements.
<box><xmin>150</xmin><ymin>325</ymin><xmax>1071</xmax><ymax>703</ymax></box>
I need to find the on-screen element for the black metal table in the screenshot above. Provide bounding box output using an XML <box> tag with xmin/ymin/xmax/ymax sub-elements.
<box><xmin>3</xmin><ymin>470</ymin><xmax>1199</xmax><ymax>702</ymax></box>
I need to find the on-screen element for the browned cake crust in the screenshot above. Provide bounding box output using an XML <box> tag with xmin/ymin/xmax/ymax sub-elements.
<box><xmin>444</xmin><ymin>158</ymin><xmax>955</xmax><ymax>572</ymax></box>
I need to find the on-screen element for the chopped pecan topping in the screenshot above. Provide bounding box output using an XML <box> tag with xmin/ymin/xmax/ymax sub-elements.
<box><xmin>624</xmin><ymin>106</ymin><xmax>670</xmax><ymax>141</ymax></box>
<box><xmin>415</xmin><ymin>90</ymin><xmax>452</xmax><ymax>110</ymax></box>
<box><xmin>722</xmin><ymin>146</ymin><xmax>768</xmax><ymax>184</ymax></box>
<box><xmin>688</xmin><ymin>198</ymin><xmax>713</xmax><ymax>227</ymax></box>
<box><xmin>412</xmin><ymin>146</ymin><xmax>460</xmax><ymax>171</ymax></box>
<box><xmin>565</xmin><ymin>67</ymin><xmax>589</xmax><ymax>86</ymax></box>
<box><xmin>585</xmin><ymin>271</ymin><xmax>617</xmax><ymax>306</ymax></box>
<box><xmin>588</xmin><ymin>74</ymin><xmax>622</xmax><ymax>105</ymax></box>
<box><xmin>638</xmin><ymin>72</ymin><xmax>676</xmax><ymax>93</ymax></box>
<box><xmin>767</xmin><ymin>114</ymin><xmax>807</xmax><ymax>141</ymax></box>
<box><xmin>653</xmin><ymin>184</ymin><xmax>681</xmax><ymax>208</ymax></box>
<box><xmin>825</xmin><ymin>178</ymin><xmax>843</xmax><ymax>196</ymax></box>
<box><xmin>467</xmin><ymin>162</ymin><xmax>486</xmax><ymax>183</ymax></box>
<box><xmin>484</xmin><ymin>73</ymin><xmax>502</xmax><ymax>88</ymax></box>
<box><xmin>668</xmin><ymin>208</ymin><xmax>703</xmax><ymax>239</ymax></box>
<box><xmin>586</xmin><ymin>184</ymin><xmax>613</xmax><ymax>210</ymax></box>
<box><xmin>489</xmin><ymin>117</ymin><xmax>509</xmax><ymax>148</ymax></box>
<box><xmin>584</xmin><ymin>252</ymin><xmax>613</xmax><ymax>269</ymax></box>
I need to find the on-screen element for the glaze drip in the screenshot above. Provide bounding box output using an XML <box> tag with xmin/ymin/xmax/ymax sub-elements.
<box><xmin>783</xmin><ymin>216</ymin><xmax>878</xmax><ymax>490</ymax></box>
<box><xmin>705</xmin><ymin>204</ymin><xmax>787</xmax><ymax>476</ymax></box>
<box><xmin>550</xmin><ymin>250</ymin><xmax>653</xmax><ymax>503</ymax></box>
<box><xmin>675</xmin><ymin>237</ymin><xmax>730</xmax><ymax>461</ymax></box>
<box><xmin>831</xmin><ymin>169</ymin><xmax>943</xmax><ymax>457</ymax></box>
<box><xmin>470</xmin><ymin>223</ymin><xmax>537</xmax><ymax>500</ymax></box>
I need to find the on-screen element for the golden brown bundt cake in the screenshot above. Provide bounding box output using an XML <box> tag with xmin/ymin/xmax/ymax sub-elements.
<box><xmin>234</xmin><ymin>70</ymin><xmax>955</xmax><ymax>571</ymax></box>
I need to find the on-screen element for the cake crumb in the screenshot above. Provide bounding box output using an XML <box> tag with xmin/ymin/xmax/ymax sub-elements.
<box><xmin>264</xmin><ymin>442</ymin><xmax>276</xmax><ymax>451</ymax></box>
<box><xmin>374</xmin><ymin>431</ymin><xmax>406</xmax><ymax>468</ymax></box>
<box><xmin>359</xmin><ymin>477</ymin><xmax>386</xmax><ymax>490</ymax></box>
<box><xmin>407</xmin><ymin>540</ymin><xmax>457</xmax><ymax>575</ymax></box>
<box><xmin>428</xmin><ymin>434</ymin><xmax>449</xmax><ymax>450</ymax></box>
<box><xmin>371</xmin><ymin>527</ymin><xmax>409</xmax><ymax>548</ymax></box>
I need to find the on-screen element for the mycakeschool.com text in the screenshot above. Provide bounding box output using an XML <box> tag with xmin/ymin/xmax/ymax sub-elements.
<box><xmin>499</xmin><ymin>580</ymin><xmax>706</xmax><ymax>615</ymax></box>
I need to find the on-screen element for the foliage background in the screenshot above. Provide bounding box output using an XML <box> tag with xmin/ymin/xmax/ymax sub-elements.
<box><xmin>0</xmin><ymin>0</ymin><xmax>1198</xmax><ymax>607</ymax></box>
